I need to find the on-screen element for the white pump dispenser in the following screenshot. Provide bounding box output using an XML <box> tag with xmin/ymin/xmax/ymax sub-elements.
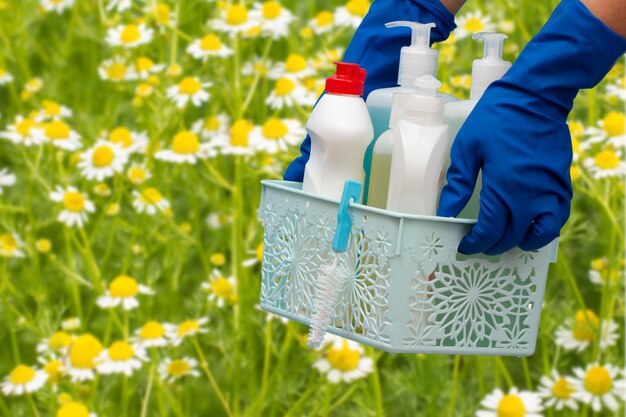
<box><xmin>443</xmin><ymin>32</ymin><xmax>512</xmax><ymax>219</ymax></box>
<box><xmin>388</xmin><ymin>21</ymin><xmax>439</xmax><ymax>87</ymax></box>
<box><xmin>386</xmin><ymin>75</ymin><xmax>449</xmax><ymax>215</ymax></box>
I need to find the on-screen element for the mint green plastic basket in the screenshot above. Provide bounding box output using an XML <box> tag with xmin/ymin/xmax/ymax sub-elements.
<box><xmin>258</xmin><ymin>180</ymin><xmax>557</xmax><ymax>356</ymax></box>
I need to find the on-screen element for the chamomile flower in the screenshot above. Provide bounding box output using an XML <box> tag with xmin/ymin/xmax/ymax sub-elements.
<box><xmin>49</xmin><ymin>186</ymin><xmax>95</xmax><ymax>227</ymax></box>
<box><xmin>166</xmin><ymin>77</ymin><xmax>211</xmax><ymax>108</ymax></box>
<box><xmin>220</xmin><ymin>119</ymin><xmax>256</xmax><ymax>155</ymax></box>
<box><xmin>250</xmin><ymin>1</ymin><xmax>294</xmax><ymax>39</ymax></box>
<box><xmin>312</xmin><ymin>48</ymin><xmax>345</xmax><ymax>72</ymax></box>
<box><xmin>202</xmin><ymin>269</ymin><xmax>237</xmax><ymax>307</ymax></box>
<box><xmin>105</xmin><ymin>126</ymin><xmax>149</xmax><ymax>154</ymax></box>
<box><xmin>0</xmin><ymin>67</ymin><xmax>13</xmax><ymax>84</ymax></box>
<box><xmin>146</xmin><ymin>2</ymin><xmax>175</xmax><ymax>30</ymax></box>
<box><xmin>192</xmin><ymin>113</ymin><xmax>230</xmax><ymax>142</ymax></box>
<box><xmin>476</xmin><ymin>387</ymin><xmax>543</xmax><ymax>417</ymax></box>
<box><xmin>40</xmin><ymin>120</ymin><xmax>82</xmax><ymax>151</ymax></box>
<box><xmin>106</xmin><ymin>0</ymin><xmax>131</xmax><ymax>13</ymax></box>
<box><xmin>0</xmin><ymin>232</ymin><xmax>25</xmax><ymax>258</ymax></box>
<box><xmin>538</xmin><ymin>370</ymin><xmax>578</xmax><ymax>411</ymax></box>
<box><xmin>585</xmin><ymin>111</ymin><xmax>626</xmax><ymax>147</ymax></box>
<box><xmin>96</xmin><ymin>275</ymin><xmax>154</xmax><ymax>310</ymax></box>
<box><xmin>159</xmin><ymin>357</ymin><xmax>200</xmax><ymax>383</ymax></box>
<box><xmin>606</xmin><ymin>76</ymin><xmax>626</xmax><ymax>100</ymax></box>
<box><xmin>266</xmin><ymin>76</ymin><xmax>314</xmax><ymax>109</ymax></box>
<box><xmin>98</xmin><ymin>56</ymin><xmax>137</xmax><ymax>82</ymax></box>
<box><xmin>451</xmin><ymin>74</ymin><xmax>472</xmax><ymax>90</ymax></box>
<box><xmin>555</xmin><ymin>309</ymin><xmax>619</xmax><ymax>351</ymax></box>
<box><xmin>588</xmin><ymin>257</ymin><xmax>609</xmax><ymax>284</ymax></box>
<box><xmin>65</xmin><ymin>334</ymin><xmax>104</xmax><ymax>382</ymax></box>
<box><xmin>155</xmin><ymin>129</ymin><xmax>214</xmax><ymax>163</ymax></box>
<box><xmin>78</xmin><ymin>140</ymin><xmax>128</xmax><ymax>181</ymax></box>
<box><xmin>38</xmin><ymin>356</ymin><xmax>65</xmax><ymax>385</ymax></box>
<box><xmin>1</xmin><ymin>365</ymin><xmax>47</xmax><ymax>396</ymax></box>
<box><xmin>40</xmin><ymin>0</ymin><xmax>74</xmax><ymax>14</ymax></box>
<box><xmin>132</xmin><ymin>188</ymin><xmax>170</xmax><ymax>215</ymax></box>
<box><xmin>209</xmin><ymin>4</ymin><xmax>258</xmax><ymax>35</ymax></box>
<box><xmin>583</xmin><ymin>147</ymin><xmax>626</xmax><ymax>178</ymax></box>
<box><xmin>96</xmin><ymin>341</ymin><xmax>147</xmax><ymax>376</ymax></box>
<box><xmin>55</xmin><ymin>402</ymin><xmax>97</xmax><ymax>417</ymax></box>
<box><xmin>241</xmin><ymin>56</ymin><xmax>273</xmax><ymax>77</ymax></box>
<box><xmin>133</xmin><ymin>56</ymin><xmax>165</xmax><ymax>79</ymax></box>
<box><xmin>126</xmin><ymin>164</ymin><xmax>151</xmax><ymax>184</ymax></box>
<box><xmin>250</xmin><ymin>118</ymin><xmax>304</xmax><ymax>154</ymax></box>
<box><xmin>62</xmin><ymin>317</ymin><xmax>81</xmax><ymax>331</ymax></box>
<box><xmin>242</xmin><ymin>242</ymin><xmax>263</xmax><ymax>267</ymax></box>
<box><xmin>335</xmin><ymin>0</ymin><xmax>371</xmax><ymax>28</ymax></box>
<box><xmin>206</xmin><ymin>212</ymin><xmax>232</xmax><ymax>229</ymax></box>
<box><xmin>0</xmin><ymin>168</ymin><xmax>16</xmax><ymax>194</ymax></box>
<box><xmin>133</xmin><ymin>321</ymin><xmax>169</xmax><ymax>348</ymax></box>
<box><xmin>186</xmin><ymin>34</ymin><xmax>233</xmax><ymax>61</ymax></box>
<box><xmin>455</xmin><ymin>10</ymin><xmax>495</xmax><ymax>39</ymax></box>
<box><xmin>498</xmin><ymin>18</ymin><xmax>515</xmax><ymax>34</ymax></box>
<box><xmin>572</xmin><ymin>364</ymin><xmax>626</xmax><ymax>412</ymax></box>
<box><xmin>309</xmin><ymin>10</ymin><xmax>336</xmax><ymax>34</ymax></box>
<box><xmin>166</xmin><ymin>317</ymin><xmax>209</xmax><ymax>346</ymax></box>
<box><xmin>37</xmin><ymin>100</ymin><xmax>73</xmax><ymax>121</ymax></box>
<box><xmin>314</xmin><ymin>335</ymin><xmax>373</xmax><ymax>383</ymax></box>
<box><xmin>37</xmin><ymin>331</ymin><xmax>74</xmax><ymax>356</ymax></box>
<box><xmin>0</xmin><ymin>115</ymin><xmax>44</xmax><ymax>146</ymax></box>
<box><xmin>106</xmin><ymin>23</ymin><xmax>154</xmax><ymax>48</ymax></box>
<box><xmin>268</xmin><ymin>54</ymin><xmax>313</xmax><ymax>80</ymax></box>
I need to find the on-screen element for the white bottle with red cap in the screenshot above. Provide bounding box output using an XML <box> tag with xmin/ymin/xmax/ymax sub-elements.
<box><xmin>302</xmin><ymin>62</ymin><xmax>373</xmax><ymax>201</ymax></box>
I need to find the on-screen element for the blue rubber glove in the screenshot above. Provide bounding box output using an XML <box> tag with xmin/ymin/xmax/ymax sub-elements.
<box><xmin>283</xmin><ymin>0</ymin><xmax>456</xmax><ymax>182</ymax></box>
<box><xmin>438</xmin><ymin>0</ymin><xmax>626</xmax><ymax>255</ymax></box>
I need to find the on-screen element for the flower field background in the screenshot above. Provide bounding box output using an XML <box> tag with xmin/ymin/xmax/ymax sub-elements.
<box><xmin>0</xmin><ymin>0</ymin><xmax>624</xmax><ymax>416</ymax></box>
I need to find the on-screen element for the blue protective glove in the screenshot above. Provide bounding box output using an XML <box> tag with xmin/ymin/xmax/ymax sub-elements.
<box><xmin>437</xmin><ymin>0</ymin><xmax>626</xmax><ymax>255</ymax></box>
<box><xmin>283</xmin><ymin>0</ymin><xmax>456</xmax><ymax>182</ymax></box>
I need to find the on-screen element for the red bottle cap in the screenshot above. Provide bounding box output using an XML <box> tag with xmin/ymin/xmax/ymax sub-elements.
<box><xmin>325</xmin><ymin>62</ymin><xmax>367</xmax><ymax>96</ymax></box>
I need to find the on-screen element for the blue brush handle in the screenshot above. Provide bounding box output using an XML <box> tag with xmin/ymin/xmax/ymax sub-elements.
<box><xmin>332</xmin><ymin>181</ymin><xmax>362</xmax><ymax>253</ymax></box>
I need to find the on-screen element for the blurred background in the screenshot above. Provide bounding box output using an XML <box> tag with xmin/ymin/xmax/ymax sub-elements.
<box><xmin>0</xmin><ymin>0</ymin><xmax>623</xmax><ymax>416</ymax></box>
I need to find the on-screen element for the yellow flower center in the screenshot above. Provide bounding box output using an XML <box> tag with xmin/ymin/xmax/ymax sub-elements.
<box><xmin>136</xmin><ymin>83</ymin><xmax>153</xmax><ymax>97</ymax></box>
<box><xmin>109</xmin><ymin>127</ymin><xmax>134</xmax><ymax>148</ymax></box>
<box><xmin>128</xmin><ymin>166</ymin><xmax>147</xmax><ymax>182</ymax></box>
<box><xmin>602</xmin><ymin>112</ymin><xmax>625</xmax><ymax>137</ymax></box>
<box><xmin>571</xmin><ymin>137</ymin><xmax>580</xmax><ymax>154</ymax></box>
<box><xmin>107</xmin><ymin>63</ymin><xmax>127</xmax><ymax>80</ymax></box>
<box><xmin>69</xmin><ymin>334</ymin><xmax>103</xmax><ymax>369</ymax></box>
<box><xmin>572</xmin><ymin>309</ymin><xmax>599</xmax><ymax>341</ymax></box>
<box><xmin>262</xmin><ymin>118</ymin><xmax>288</xmax><ymax>139</ymax></box>
<box><xmin>139</xmin><ymin>188</ymin><xmax>163</xmax><ymax>204</ymax></box>
<box><xmin>108</xmin><ymin>341</ymin><xmax>135</xmax><ymax>361</ymax></box>
<box><xmin>43</xmin><ymin>359</ymin><xmax>63</xmax><ymax>383</ymax></box>
<box><xmin>43</xmin><ymin>100</ymin><xmax>62</xmax><ymax>116</ymax></box>
<box><xmin>56</xmin><ymin>402</ymin><xmax>90</xmax><ymax>417</ymax></box>
<box><xmin>210</xmin><ymin>253</ymin><xmax>226</xmax><ymax>266</ymax></box>
<box><xmin>178</xmin><ymin>77</ymin><xmax>202</xmax><ymax>95</ymax></box>
<box><xmin>594</xmin><ymin>149</ymin><xmax>621</xmax><ymax>170</ymax></box>
<box><xmin>36</xmin><ymin>239</ymin><xmax>52</xmax><ymax>253</ymax></box>
<box><xmin>315</xmin><ymin>10</ymin><xmax>334</xmax><ymax>26</ymax></box>
<box><xmin>256</xmin><ymin>243</ymin><xmax>263</xmax><ymax>261</ymax></box>
<box><xmin>552</xmin><ymin>377</ymin><xmax>575</xmax><ymax>399</ymax></box>
<box><xmin>139</xmin><ymin>321</ymin><xmax>165</xmax><ymax>340</ymax></box>
<box><xmin>16</xmin><ymin>118</ymin><xmax>35</xmax><ymax>136</ymax></box>
<box><xmin>136</xmin><ymin>56</ymin><xmax>154</xmax><ymax>72</ymax></box>
<box><xmin>0</xmin><ymin>233</ymin><xmax>18</xmax><ymax>254</ymax></box>
<box><xmin>327</xmin><ymin>340</ymin><xmax>360</xmax><ymax>372</ymax></box>
<box><xmin>584</xmin><ymin>366</ymin><xmax>612</xmax><ymax>395</ymax></box>
<box><xmin>172</xmin><ymin>130</ymin><xmax>200</xmax><ymax>154</ymax></box>
<box><xmin>167</xmin><ymin>360</ymin><xmax>191</xmax><ymax>377</ymax></box>
<box><xmin>464</xmin><ymin>17</ymin><xmax>485</xmax><ymax>33</ymax></box>
<box><xmin>262</xmin><ymin>1</ymin><xmax>282</xmax><ymax>19</ymax></box>
<box><xmin>45</xmin><ymin>120</ymin><xmax>70</xmax><ymax>140</ymax></box>
<box><xmin>91</xmin><ymin>145</ymin><xmax>115</xmax><ymax>167</ymax></box>
<box><xmin>200</xmin><ymin>35</ymin><xmax>222</xmax><ymax>51</ymax></box>
<box><xmin>569</xmin><ymin>121</ymin><xmax>583</xmax><ymax>138</ymax></box>
<box><xmin>274</xmin><ymin>77</ymin><xmax>296</xmax><ymax>96</ymax></box>
<box><xmin>0</xmin><ymin>68</ymin><xmax>5</xmax><ymax>76</ymax></box>
<box><xmin>211</xmin><ymin>276</ymin><xmax>234</xmax><ymax>298</ymax></box>
<box><xmin>284</xmin><ymin>54</ymin><xmax>307</xmax><ymax>73</ymax></box>
<box><xmin>204</xmin><ymin>116</ymin><xmax>221</xmax><ymax>131</ymax></box>
<box><xmin>109</xmin><ymin>275</ymin><xmax>139</xmax><ymax>298</ymax></box>
<box><xmin>62</xmin><ymin>191</ymin><xmax>85</xmax><ymax>212</ymax></box>
<box><xmin>346</xmin><ymin>0</ymin><xmax>370</xmax><ymax>17</ymax></box>
<box><xmin>177</xmin><ymin>320</ymin><xmax>200</xmax><ymax>336</ymax></box>
<box><xmin>496</xmin><ymin>394</ymin><xmax>525</xmax><ymax>417</ymax></box>
<box><xmin>226</xmin><ymin>4</ymin><xmax>248</xmax><ymax>25</ymax></box>
<box><xmin>49</xmin><ymin>331</ymin><xmax>73</xmax><ymax>351</ymax></box>
<box><xmin>591</xmin><ymin>258</ymin><xmax>607</xmax><ymax>271</ymax></box>
<box><xmin>570</xmin><ymin>165</ymin><xmax>580</xmax><ymax>181</ymax></box>
<box><xmin>230</xmin><ymin>120</ymin><xmax>253</xmax><ymax>147</ymax></box>
<box><xmin>154</xmin><ymin>3</ymin><xmax>171</xmax><ymax>25</ymax></box>
<box><xmin>120</xmin><ymin>24</ymin><xmax>141</xmax><ymax>44</ymax></box>
<box><xmin>9</xmin><ymin>365</ymin><xmax>36</xmax><ymax>384</ymax></box>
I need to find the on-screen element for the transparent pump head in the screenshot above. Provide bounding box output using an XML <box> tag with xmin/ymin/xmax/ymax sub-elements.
<box><xmin>470</xmin><ymin>32</ymin><xmax>512</xmax><ymax>100</ymax></box>
<box><xmin>385</xmin><ymin>21</ymin><xmax>438</xmax><ymax>87</ymax></box>
<box><xmin>403</xmin><ymin>75</ymin><xmax>445</xmax><ymax>124</ymax></box>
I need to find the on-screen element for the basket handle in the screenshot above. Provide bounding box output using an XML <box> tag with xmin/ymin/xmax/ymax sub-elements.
<box><xmin>332</xmin><ymin>180</ymin><xmax>362</xmax><ymax>252</ymax></box>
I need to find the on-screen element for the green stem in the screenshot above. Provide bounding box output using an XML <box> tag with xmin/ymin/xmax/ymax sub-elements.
<box><xmin>447</xmin><ymin>356</ymin><xmax>461</xmax><ymax>417</ymax></box>
<box><xmin>192</xmin><ymin>339</ymin><xmax>234</xmax><ymax>417</ymax></box>
<box><xmin>26</xmin><ymin>393</ymin><xmax>40</xmax><ymax>417</ymax></box>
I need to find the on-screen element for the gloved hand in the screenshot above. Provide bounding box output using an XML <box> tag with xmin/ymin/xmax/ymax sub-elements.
<box><xmin>438</xmin><ymin>0</ymin><xmax>626</xmax><ymax>255</ymax></box>
<box><xmin>284</xmin><ymin>0</ymin><xmax>456</xmax><ymax>182</ymax></box>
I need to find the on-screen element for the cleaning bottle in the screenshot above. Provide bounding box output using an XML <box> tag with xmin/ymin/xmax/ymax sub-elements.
<box><xmin>386</xmin><ymin>75</ymin><xmax>449</xmax><ymax>215</ymax></box>
<box><xmin>443</xmin><ymin>32</ymin><xmax>511</xmax><ymax>219</ymax></box>
<box><xmin>302</xmin><ymin>62</ymin><xmax>373</xmax><ymax>201</ymax></box>
<box><xmin>363</xmin><ymin>21</ymin><xmax>456</xmax><ymax>205</ymax></box>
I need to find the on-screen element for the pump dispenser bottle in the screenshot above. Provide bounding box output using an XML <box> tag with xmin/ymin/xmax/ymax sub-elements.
<box><xmin>302</xmin><ymin>62</ymin><xmax>373</xmax><ymax>201</ymax></box>
<box><xmin>386</xmin><ymin>75</ymin><xmax>449</xmax><ymax>215</ymax></box>
<box><xmin>443</xmin><ymin>32</ymin><xmax>511</xmax><ymax>218</ymax></box>
<box><xmin>363</xmin><ymin>21</ymin><xmax>456</xmax><ymax>205</ymax></box>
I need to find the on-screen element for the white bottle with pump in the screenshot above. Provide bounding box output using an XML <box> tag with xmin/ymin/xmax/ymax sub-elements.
<box><xmin>363</xmin><ymin>21</ymin><xmax>456</xmax><ymax>205</ymax></box>
<box><xmin>302</xmin><ymin>62</ymin><xmax>373</xmax><ymax>201</ymax></box>
<box><xmin>443</xmin><ymin>32</ymin><xmax>511</xmax><ymax>219</ymax></box>
<box><xmin>386</xmin><ymin>75</ymin><xmax>449</xmax><ymax>215</ymax></box>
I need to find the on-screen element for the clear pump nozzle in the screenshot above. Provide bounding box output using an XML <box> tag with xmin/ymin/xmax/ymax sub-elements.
<box><xmin>385</xmin><ymin>21</ymin><xmax>438</xmax><ymax>87</ymax></box>
<box><xmin>470</xmin><ymin>32</ymin><xmax>512</xmax><ymax>100</ymax></box>
<box><xmin>403</xmin><ymin>75</ymin><xmax>444</xmax><ymax>124</ymax></box>
<box><xmin>415</xmin><ymin>74</ymin><xmax>441</xmax><ymax>97</ymax></box>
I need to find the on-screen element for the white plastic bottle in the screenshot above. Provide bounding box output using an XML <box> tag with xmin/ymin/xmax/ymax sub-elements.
<box><xmin>386</xmin><ymin>75</ymin><xmax>449</xmax><ymax>215</ymax></box>
<box><xmin>443</xmin><ymin>32</ymin><xmax>511</xmax><ymax>219</ymax></box>
<box><xmin>302</xmin><ymin>62</ymin><xmax>373</xmax><ymax>201</ymax></box>
<box><xmin>363</xmin><ymin>21</ymin><xmax>456</xmax><ymax>205</ymax></box>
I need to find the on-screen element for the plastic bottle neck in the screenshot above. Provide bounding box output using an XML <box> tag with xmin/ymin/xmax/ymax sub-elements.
<box><xmin>398</xmin><ymin>47</ymin><xmax>438</xmax><ymax>87</ymax></box>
